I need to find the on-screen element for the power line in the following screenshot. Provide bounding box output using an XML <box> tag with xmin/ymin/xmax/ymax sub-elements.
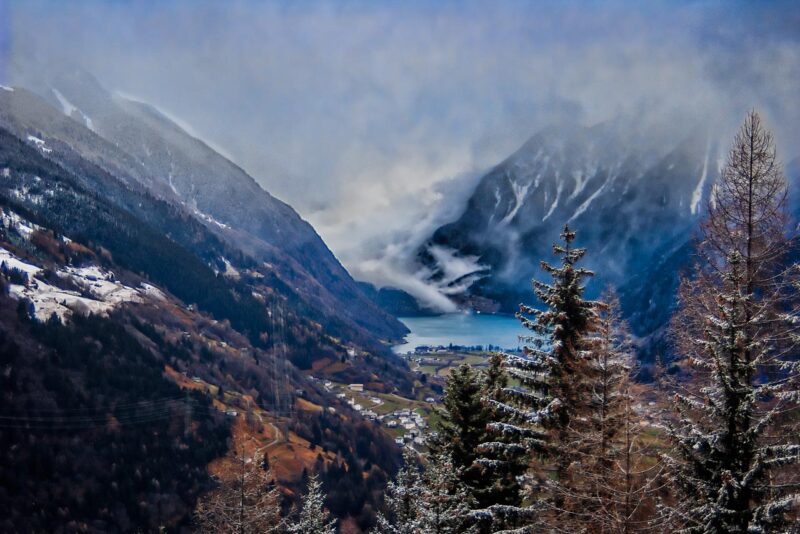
<box><xmin>0</xmin><ymin>399</ymin><xmax>220</xmax><ymax>431</ymax></box>
<box><xmin>0</xmin><ymin>394</ymin><xmax>190</xmax><ymax>415</ymax></box>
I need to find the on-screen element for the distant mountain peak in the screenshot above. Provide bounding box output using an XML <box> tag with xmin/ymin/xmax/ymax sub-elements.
<box><xmin>416</xmin><ymin>118</ymin><xmax>719</xmax><ymax>341</ymax></box>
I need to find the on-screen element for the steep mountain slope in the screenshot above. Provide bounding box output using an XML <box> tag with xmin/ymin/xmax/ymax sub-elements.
<box><xmin>0</xmin><ymin>127</ymin><xmax>403</xmax><ymax>531</ymax></box>
<box><xmin>419</xmin><ymin>120</ymin><xmax>717</xmax><ymax>347</ymax></box>
<box><xmin>0</xmin><ymin>116</ymin><xmax>413</xmax><ymax>379</ymax></box>
<box><xmin>0</xmin><ymin>290</ymin><xmax>230</xmax><ymax>532</ymax></box>
<box><xmin>0</xmin><ymin>70</ymin><xmax>406</xmax><ymax>342</ymax></box>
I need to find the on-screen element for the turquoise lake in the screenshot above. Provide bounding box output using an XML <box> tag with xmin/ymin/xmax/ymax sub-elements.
<box><xmin>393</xmin><ymin>313</ymin><xmax>528</xmax><ymax>353</ymax></box>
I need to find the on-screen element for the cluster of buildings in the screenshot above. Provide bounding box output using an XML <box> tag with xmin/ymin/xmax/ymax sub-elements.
<box><xmin>342</xmin><ymin>394</ymin><xmax>381</xmax><ymax>419</ymax></box>
<box><xmin>328</xmin><ymin>383</ymin><xmax>385</xmax><ymax>421</ymax></box>
<box><xmin>381</xmin><ymin>409</ymin><xmax>427</xmax><ymax>446</ymax></box>
<box><xmin>309</xmin><ymin>377</ymin><xmax>432</xmax><ymax>446</ymax></box>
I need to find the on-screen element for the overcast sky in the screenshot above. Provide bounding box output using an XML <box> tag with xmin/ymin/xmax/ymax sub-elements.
<box><xmin>3</xmin><ymin>0</ymin><xmax>799</xmax><ymax>292</ymax></box>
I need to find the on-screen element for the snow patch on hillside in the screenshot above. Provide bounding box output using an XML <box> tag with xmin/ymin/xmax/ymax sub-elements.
<box><xmin>570</xmin><ymin>178</ymin><xmax>609</xmax><ymax>222</ymax></box>
<box><xmin>0</xmin><ymin>248</ymin><xmax>40</xmax><ymax>278</ymax></box>
<box><xmin>0</xmin><ymin>85</ymin><xmax>13</xmax><ymax>92</ymax></box>
<box><xmin>691</xmin><ymin>138</ymin><xmax>711</xmax><ymax>215</ymax></box>
<box><xmin>52</xmin><ymin>88</ymin><xmax>95</xmax><ymax>131</ymax></box>
<box><xmin>26</xmin><ymin>135</ymin><xmax>52</xmax><ymax>154</ymax></box>
<box><xmin>221</xmin><ymin>257</ymin><xmax>240</xmax><ymax>280</ymax></box>
<box><xmin>569</xmin><ymin>169</ymin><xmax>588</xmax><ymax>199</ymax></box>
<box><xmin>168</xmin><ymin>173</ymin><xmax>180</xmax><ymax>196</ymax></box>
<box><xmin>1</xmin><ymin>209</ymin><xmax>44</xmax><ymax>239</ymax></box>
<box><xmin>193</xmin><ymin>207</ymin><xmax>230</xmax><ymax>230</ymax></box>
<box><xmin>52</xmin><ymin>88</ymin><xmax>77</xmax><ymax>116</ymax></box>
<box><xmin>499</xmin><ymin>178</ymin><xmax>531</xmax><ymax>225</ymax></box>
<box><xmin>140</xmin><ymin>283</ymin><xmax>167</xmax><ymax>301</ymax></box>
<box><xmin>1</xmin><ymin>246</ymin><xmax>164</xmax><ymax>321</ymax></box>
<box><xmin>542</xmin><ymin>180</ymin><xmax>563</xmax><ymax>221</ymax></box>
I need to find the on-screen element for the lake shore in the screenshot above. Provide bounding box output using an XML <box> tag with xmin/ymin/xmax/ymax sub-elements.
<box><xmin>392</xmin><ymin>312</ymin><xmax>525</xmax><ymax>354</ymax></box>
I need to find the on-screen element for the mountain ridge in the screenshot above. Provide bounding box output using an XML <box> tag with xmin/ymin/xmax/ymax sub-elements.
<box><xmin>416</xmin><ymin>118</ymin><xmax>720</xmax><ymax>356</ymax></box>
<box><xmin>0</xmin><ymin>69</ymin><xmax>407</xmax><ymax>344</ymax></box>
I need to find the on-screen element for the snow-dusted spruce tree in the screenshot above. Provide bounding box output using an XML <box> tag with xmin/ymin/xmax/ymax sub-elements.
<box><xmin>428</xmin><ymin>363</ymin><xmax>494</xmax><ymax>504</ymax></box>
<box><xmin>667</xmin><ymin>110</ymin><xmax>800</xmax><ymax>532</ymax></box>
<box><xmin>287</xmin><ymin>474</ymin><xmax>336</xmax><ymax>534</ymax></box>
<box><xmin>474</xmin><ymin>353</ymin><xmax>528</xmax><ymax>510</ymax></box>
<box><xmin>194</xmin><ymin>450</ymin><xmax>284</xmax><ymax>534</ymax></box>
<box><xmin>375</xmin><ymin>447</ymin><xmax>421</xmax><ymax>534</ymax></box>
<box><xmin>475</xmin><ymin>225</ymin><xmax>600</xmax><ymax>531</ymax></box>
<box><xmin>415</xmin><ymin>450</ymin><xmax>478</xmax><ymax>534</ymax></box>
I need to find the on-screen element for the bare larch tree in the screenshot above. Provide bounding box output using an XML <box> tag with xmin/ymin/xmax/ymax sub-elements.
<box><xmin>573</xmin><ymin>289</ymin><xmax>664</xmax><ymax>533</ymax></box>
<box><xmin>667</xmin><ymin>110</ymin><xmax>800</xmax><ymax>532</ymax></box>
<box><xmin>195</xmin><ymin>448</ymin><xmax>284</xmax><ymax>534</ymax></box>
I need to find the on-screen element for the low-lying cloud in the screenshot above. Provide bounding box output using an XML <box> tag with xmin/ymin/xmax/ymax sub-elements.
<box><xmin>4</xmin><ymin>0</ymin><xmax>799</xmax><ymax>309</ymax></box>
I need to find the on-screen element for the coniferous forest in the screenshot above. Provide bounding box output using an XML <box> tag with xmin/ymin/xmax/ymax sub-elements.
<box><xmin>375</xmin><ymin>112</ymin><xmax>800</xmax><ymax>534</ymax></box>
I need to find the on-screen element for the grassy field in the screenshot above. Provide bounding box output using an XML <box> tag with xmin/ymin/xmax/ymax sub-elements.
<box><xmin>405</xmin><ymin>349</ymin><xmax>497</xmax><ymax>377</ymax></box>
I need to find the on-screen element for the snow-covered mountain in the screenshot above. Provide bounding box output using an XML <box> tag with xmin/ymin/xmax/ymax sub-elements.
<box><xmin>0</xmin><ymin>68</ymin><xmax>407</xmax><ymax>343</ymax></box>
<box><xmin>418</xmin><ymin>119</ymin><xmax>720</xmax><ymax>349</ymax></box>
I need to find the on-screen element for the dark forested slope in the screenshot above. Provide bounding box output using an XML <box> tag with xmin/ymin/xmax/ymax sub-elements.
<box><xmin>0</xmin><ymin>126</ymin><xmax>406</xmax><ymax>531</ymax></box>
